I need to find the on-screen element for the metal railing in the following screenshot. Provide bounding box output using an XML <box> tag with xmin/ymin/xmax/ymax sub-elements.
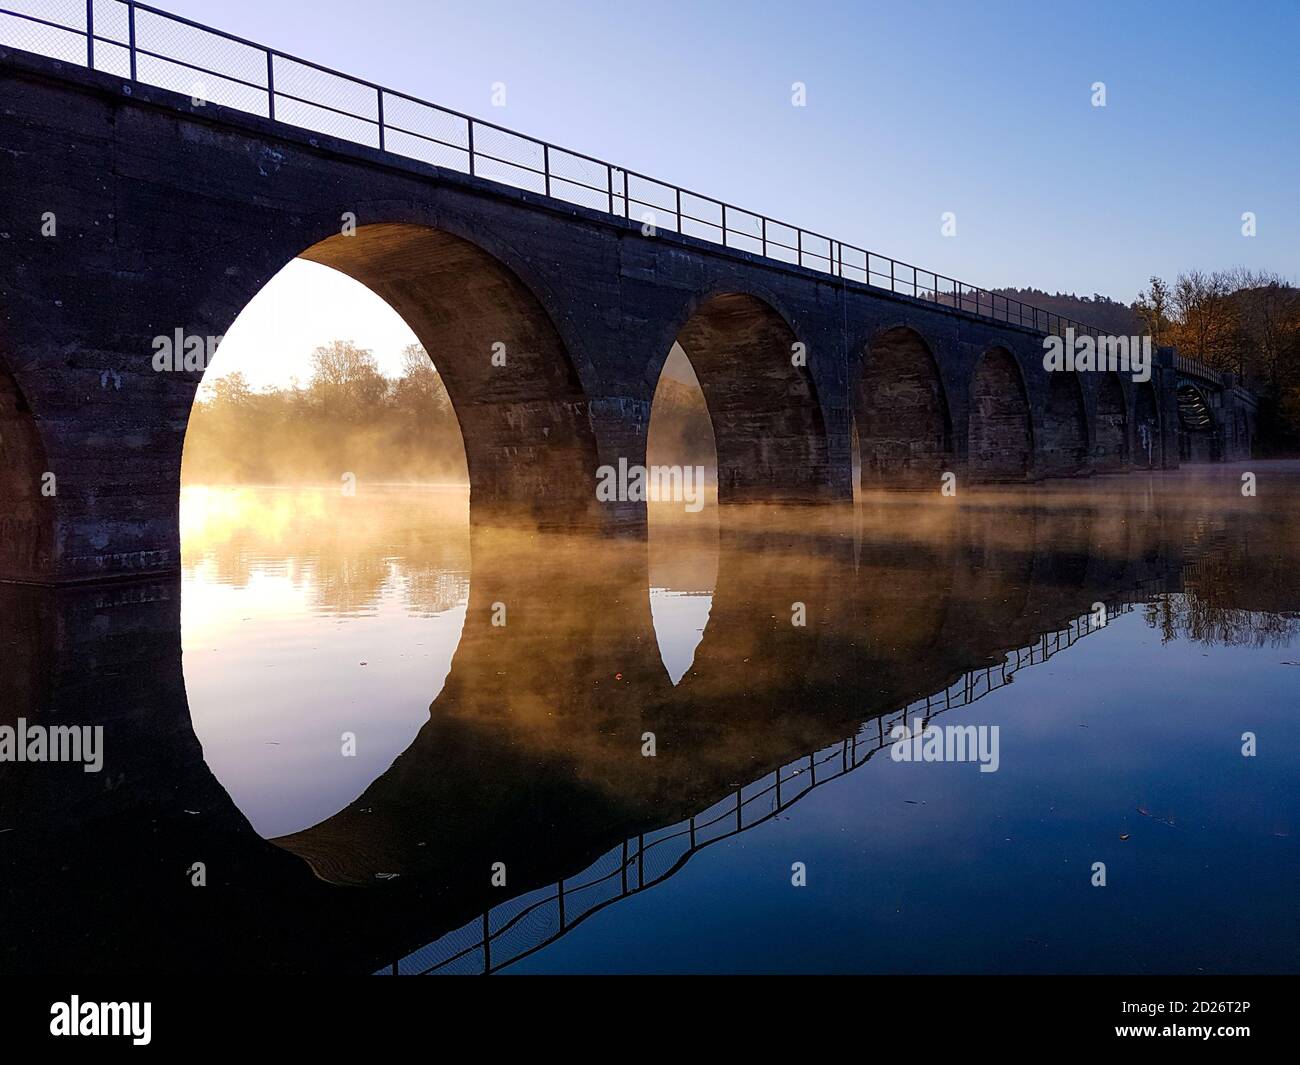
<box><xmin>1174</xmin><ymin>351</ymin><xmax>1224</xmax><ymax>388</ymax></box>
<box><xmin>1</xmin><ymin>0</ymin><xmax>1107</xmax><ymax>340</ymax></box>
<box><xmin>383</xmin><ymin>590</ymin><xmax>1154</xmax><ymax>975</ymax></box>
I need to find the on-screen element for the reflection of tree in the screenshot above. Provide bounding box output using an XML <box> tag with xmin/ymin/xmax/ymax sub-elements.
<box><xmin>1145</xmin><ymin>547</ymin><xmax>1300</xmax><ymax>648</ymax></box>
<box><xmin>402</xmin><ymin>567</ymin><xmax>471</xmax><ymax>617</ymax></box>
<box><xmin>1144</xmin><ymin>594</ymin><xmax>1300</xmax><ymax>648</ymax></box>
<box><xmin>181</xmin><ymin>486</ymin><xmax>470</xmax><ymax>618</ymax></box>
<box><xmin>299</xmin><ymin>551</ymin><xmax>391</xmax><ymax>619</ymax></box>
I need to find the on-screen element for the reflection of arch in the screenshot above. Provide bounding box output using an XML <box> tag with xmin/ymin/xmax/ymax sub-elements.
<box><xmin>968</xmin><ymin>347</ymin><xmax>1032</xmax><ymax>481</ymax></box>
<box><xmin>1040</xmin><ymin>372</ymin><xmax>1090</xmax><ymax>476</ymax></box>
<box><xmin>670</xmin><ymin>293</ymin><xmax>832</xmax><ymax>504</ymax></box>
<box><xmin>672</xmin><ymin>520</ymin><xmax>847</xmax><ymax>716</ymax></box>
<box><xmin>272</xmin><ymin>526</ymin><xmax>670</xmax><ymax>885</ymax></box>
<box><xmin>0</xmin><ymin>360</ymin><xmax>54</xmax><ymax>581</ymax></box>
<box><xmin>1134</xmin><ymin>381</ymin><xmax>1161</xmax><ymax>469</ymax></box>
<box><xmin>196</xmin><ymin>222</ymin><xmax>601</xmax><ymax>529</ymax></box>
<box><xmin>1093</xmin><ymin>373</ymin><xmax>1129</xmax><ymax>472</ymax></box>
<box><xmin>854</xmin><ymin>326</ymin><xmax>953</xmax><ymax>488</ymax></box>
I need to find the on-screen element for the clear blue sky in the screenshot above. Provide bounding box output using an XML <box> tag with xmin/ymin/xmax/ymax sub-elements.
<box><xmin>150</xmin><ymin>0</ymin><xmax>1298</xmax><ymax>386</ymax></box>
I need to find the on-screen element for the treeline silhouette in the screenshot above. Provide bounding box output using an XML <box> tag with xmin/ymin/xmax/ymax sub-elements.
<box><xmin>183</xmin><ymin>342</ymin><xmax>467</xmax><ymax>484</ymax></box>
<box><xmin>991</xmin><ymin>288</ymin><xmax>1144</xmax><ymax>335</ymax></box>
<box><xmin>183</xmin><ymin>341</ymin><xmax>718</xmax><ymax>484</ymax></box>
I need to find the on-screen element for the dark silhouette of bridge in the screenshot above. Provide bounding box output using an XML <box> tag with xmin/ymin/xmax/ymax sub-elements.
<box><xmin>383</xmin><ymin>593</ymin><xmax>1149</xmax><ymax>975</ymax></box>
<box><xmin>0</xmin><ymin>2</ymin><xmax>1256</xmax><ymax>585</ymax></box>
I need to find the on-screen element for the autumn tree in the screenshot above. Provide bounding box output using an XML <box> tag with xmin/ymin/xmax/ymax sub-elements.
<box><xmin>1135</xmin><ymin>276</ymin><xmax>1173</xmax><ymax>346</ymax></box>
<box><xmin>309</xmin><ymin>340</ymin><xmax>387</xmax><ymax>420</ymax></box>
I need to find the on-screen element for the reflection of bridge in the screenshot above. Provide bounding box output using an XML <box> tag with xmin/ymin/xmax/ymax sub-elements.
<box><xmin>1</xmin><ymin>1</ymin><xmax>1249</xmax><ymax>586</ymax></box>
<box><xmin>389</xmin><ymin>594</ymin><xmax>1149</xmax><ymax>974</ymax></box>
<box><xmin>3</xmin><ymin>471</ymin><xmax>1298</xmax><ymax>974</ymax></box>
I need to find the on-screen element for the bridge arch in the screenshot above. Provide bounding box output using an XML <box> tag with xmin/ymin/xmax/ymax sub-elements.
<box><xmin>0</xmin><ymin>358</ymin><xmax>55</xmax><ymax>581</ymax></box>
<box><xmin>665</xmin><ymin>291</ymin><xmax>833</xmax><ymax>504</ymax></box>
<box><xmin>195</xmin><ymin>220</ymin><xmax>603</xmax><ymax>529</ymax></box>
<box><xmin>1092</xmin><ymin>372</ymin><xmax>1129</xmax><ymax>472</ymax></box>
<box><xmin>1134</xmin><ymin>381</ymin><xmax>1162</xmax><ymax>468</ymax></box>
<box><xmin>1040</xmin><ymin>371</ymin><xmax>1090</xmax><ymax>476</ymax></box>
<box><xmin>967</xmin><ymin>346</ymin><xmax>1033</xmax><ymax>481</ymax></box>
<box><xmin>854</xmin><ymin>325</ymin><xmax>953</xmax><ymax>489</ymax></box>
<box><xmin>1176</xmin><ymin>382</ymin><xmax>1219</xmax><ymax>462</ymax></box>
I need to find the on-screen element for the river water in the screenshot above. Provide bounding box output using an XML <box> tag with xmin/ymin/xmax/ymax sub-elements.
<box><xmin>1</xmin><ymin>465</ymin><xmax>1297</xmax><ymax>973</ymax></box>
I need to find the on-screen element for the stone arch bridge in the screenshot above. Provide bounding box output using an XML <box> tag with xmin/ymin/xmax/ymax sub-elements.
<box><xmin>0</xmin><ymin>8</ymin><xmax>1240</xmax><ymax>584</ymax></box>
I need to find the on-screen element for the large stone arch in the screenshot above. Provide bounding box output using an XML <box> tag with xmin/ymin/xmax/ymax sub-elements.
<box><xmin>0</xmin><ymin>358</ymin><xmax>55</xmax><ymax>582</ymax></box>
<box><xmin>668</xmin><ymin>292</ymin><xmax>833</xmax><ymax>504</ymax></box>
<box><xmin>968</xmin><ymin>347</ymin><xmax>1033</xmax><ymax>481</ymax></box>
<box><xmin>1040</xmin><ymin>371</ymin><xmax>1090</xmax><ymax>476</ymax></box>
<box><xmin>200</xmin><ymin>221</ymin><xmax>603</xmax><ymax>530</ymax></box>
<box><xmin>1093</xmin><ymin>372</ymin><xmax>1129</xmax><ymax>472</ymax></box>
<box><xmin>854</xmin><ymin>325</ymin><xmax>953</xmax><ymax>489</ymax></box>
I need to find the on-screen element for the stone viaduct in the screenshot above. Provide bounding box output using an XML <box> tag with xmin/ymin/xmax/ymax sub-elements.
<box><xmin>1</xmin><ymin>31</ymin><xmax>1188</xmax><ymax>585</ymax></box>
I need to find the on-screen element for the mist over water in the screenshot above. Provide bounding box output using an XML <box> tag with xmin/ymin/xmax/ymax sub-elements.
<box><xmin>110</xmin><ymin>463</ymin><xmax>1295</xmax><ymax>975</ymax></box>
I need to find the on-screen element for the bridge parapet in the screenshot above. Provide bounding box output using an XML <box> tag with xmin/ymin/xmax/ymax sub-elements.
<box><xmin>0</xmin><ymin>0</ymin><xmax>1105</xmax><ymax>341</ymax></box>
<box><xmin>1173</xmin><ymin>351</ymin><xmax>1225</xmax><ymax>388</ymax></box>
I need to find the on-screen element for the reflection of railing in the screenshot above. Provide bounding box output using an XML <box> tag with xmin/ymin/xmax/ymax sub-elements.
<box><xmin>381</xmin><ymin>593</ymin><xmax>1148</xmax><ymax>975</ymax></box>
<box><xmin>2</xmin><ymin>0</ymin><xmax>1102</xmax><ymax>341</ymax></box>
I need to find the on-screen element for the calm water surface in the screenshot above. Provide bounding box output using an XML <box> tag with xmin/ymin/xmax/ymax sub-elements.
<box><xmin>2</xmin><ymin>466</ymin><xmax>1297</xmax><ymax>973</ymax></box>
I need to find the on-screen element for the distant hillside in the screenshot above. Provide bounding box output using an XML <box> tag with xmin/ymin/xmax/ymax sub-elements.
<box><xmin>989</xmin><ymin>288</ymin><xmax>1144</xmax><ymax>335</ymax></box>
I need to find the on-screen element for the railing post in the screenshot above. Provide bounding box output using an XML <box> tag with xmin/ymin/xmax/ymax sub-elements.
<box><xmin>796</xmin><ymin>228</ymin><xmax>802</xmax><ymax>267</ymax></box>
<box><xmin>266</xmin><ymin>53</ymin><xmax>276</xmax><ymax>122</ymax></box>
<box><xmin>467</xmin><ymin>120</ymin><xmax>475</xmax><ymax>176</ymax></box>
<box><xmin>889</xmin><ymin>258</ymin><xmax>894</xmax><ymax>293</ymax></box>
<box><xmin>721</xmin><ymin>203</ymin><xmax>727</xmax><ymax>247</ymax></box>
<box><xmin>607</xmin><ymin>165</ymin><xmax>614</xmax><ymax>215</ymax></box>
<box><xmin>623</xmin><ymin>168</ymin><xmax>629</xmax><ymax>218</ymax></box>
<box><xmin>85</xmin><ymin>0</ymin><xmax>94</xmax><ymax>68</ymax></box>
<box><xmin>675</xmin><ymin>187</ymin><xmax>681</xmax><ymax>233</ymax></box>
<box><xmin>128</xmin><ymin>1</ymin><xmax>137</xmax><ymax>80</ymax></box>
<box><xmin>543</xmin><ymin>144</ymin><xmax>551</xmax><ymax>197</ymax></box>
<box><xmin>375</xmin><ymin>87</ymin><xmax>383</xmax><ymax>150</ymax></box>
<box><xmin>761</xmin><ymin>217</ymin><xmax>767</xmax><ymax>257</ymax></box>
